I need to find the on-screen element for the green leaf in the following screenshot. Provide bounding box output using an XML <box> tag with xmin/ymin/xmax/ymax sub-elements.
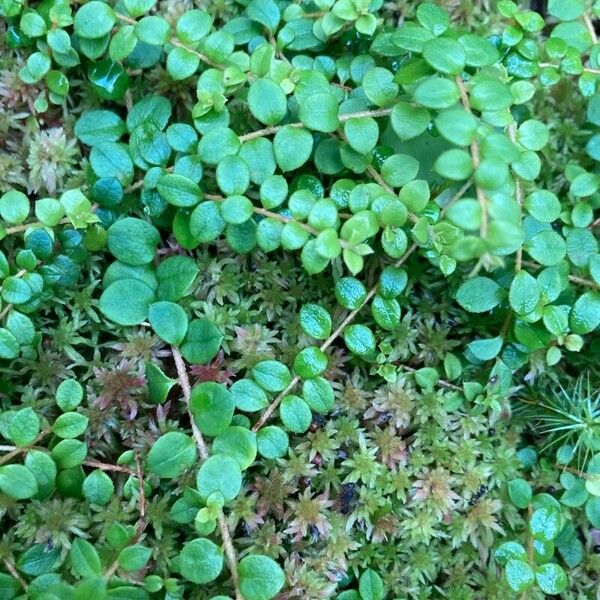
<box><xmin>344</xmin><ymin>324</ymin><xmax>376</xmax><ymax>356</ymax></box>
<box><xmin>0</xmin><ymin>190</ymin><xmax>30</xmax><ymax>224</ymax></box>
<box><xmin>74</xmin><ymin>1</ymin><xmax>116</xmax><ymax>39</ymax></box>
<box><xmin>82</xmin><ymin>470</ymin><xmax>114</xmax><ymax>505</ymax></box>
<box><xmin>52</xmin><ymin>412</ymin><xmax>89</xmax><ymax>439</ymax></box>
<box><xmin>148</xmin><ymin>301</ymin><xmax>188</xmax><ymax>345</ymax></box>
<box><xmin>359</xmin><ymin>569</ymin><xmax>384</xmax><ymax>600</ymax></box>
<box><xmin>548</xmin><ymin>0</ymin><xmax>585</xmax><ymax>21</ymax></box>
<box><xmin>213</xmin><ymin>426</ymin><xmax>257</xmax><ymax>470</ymax></box>
<box><xmin>110</xmin><ymin>25</ymin><xmax>137</xmax><ymax>61</ymax></box>
<box><xmin>535</xmin><ymin>563</ymin><xmax>568</xmax><ymax>594</ymax></box>
<box><xmin>145</xmin><ymin>361</ymin><xmax>176</xmax><ymax>404</ymax></box>
<box><xmin>0</xmin><ymin>328</ymin><xmax>19</xmax><ymax>360</ymax></box>
<box><xmin>216</xmin><ymin>156</ymin><xmax>250</xmax><ymax>196</ymax></box>
<box><xmin>118</xmin><ymin>545</ymin><xmax>152</xmax><ymax>572</ymax></box>
<box><xmin>459</xmin><ymin>33</ymin><xmax>499</xmax><ymax>66</ymax></box>
<box><xmin>524</xmin><ymin>231</ymin><xmax>566</xmax><ymax>266</ymax></box>
<box><xmin>293</xmin><ymin>347</ymin><xmax>328</xmax><ymax>379</ymax></box>
<box><xmin>456</xmin><ymin>277</ymin><xmax>502</xmax><ymax>313</ymax></box>
<box><xmin>299</xmin><ymin>94</ymin><xmax>339</xmax><ymax>133</ymax></box>
<box><xmin>413</xmin><ymin>76</ymin><xmax>460</xmax><ymax>109</ymax></box>
<box><xmin>566</xmin><ymin>228</ymin><xmax>598</xmax><ymax>267</ymax></box>
<box><xmin>343</xmin><ymin>117</ymin><xmax>379</xmax><ymax>155</ymax></box>
<box><xmin>280</xmin><ymin>395</ymin><xmax>312</xmax><ymax>434</ymax></box>
<box><xmin>180</xmin><ymin>319</ymin><xmax>223</xmax><ymax>364</ymax></box>
<box><xmin>335</xmin><ymin>276</ymin><xmax>367</xmax><ymax>309</ymax></box>
<box><xmin>1</xmin><ymin>276</ymin><xmax>32</xmax><ymax>305</ymax></box>
<box><xmin>147</xmin><ymin>432</ymin><xmax>197</xmax><ymax>478</ymax></box>
<box><xmin>8</xmin><ymin>407</ymin><xmax>39</xmax><ymax>446</ymax></box>
<box><xmin>220</xmin><ymin>195</ymin><xmax>254</xmax><ymax>224</ymax></box>
<box><xmin>156</xmin><ymin>256</ymin><xmax>198</xmax><ymax>302</ymax></box>
<box><xmin>20</xmin><ymin>12</ymin><xmax>47</xmax><ymax>37</ymax></box>
<box><xmin>435</xmin><ymin>108</ymin><xmax>478</xmax><ymax>146</ymax></box>
<box><xmin>25</xmin><ymin>450</ymin><xmax>56</xmax><ymax>499</ymax></box>
<box><xmin>434</xmin><ymin>149</ymin><xmax>473</xmax><ymax>180</ymax></box>
<box><xmin>190</xmin><ymin>201</ymin><xmax>226</xmax><ymax>243</ymax></box>
<box><xmin>416</xmin><ymin>2</ymin><xmax>449</xmax><ymax>35</ymax></box>
<box><xmin>494</xmin><ymin>541</ymin><xmax>527</xmax><ymax>565</ymax></box>
<box><xmin>252</xmin><ymin>360</ymin><xmax>292</xmax><ymax>392</ymax></box>
<box><xmin>0</xmin><ymin>573</ymin><xmax>20</xmax><ymax>598</ymax></box>
<box><xmin>274</xmin><ymin>126</ymin><xmax>313</xmax><ymax>172</ymax></box>
<box><xmin>107</xmin><ymin>218</ymin><xmax>160</xmax><ymax>266</ymax></box>
<box><xmin>529</xmin><ymin>506</ymin><xmax>561</xmax><ymax>541</ymax></box>
<box><xmin>570</xmin><ymin>291</ymin><xmax>600</xmax><ymax>334</ymax></box>
<box><xmin>127</xmin><ymin>96</ymin><xmax>172</xmax><ymax>131</ymax></box>
<box><xmin>371</xmin><ymin>295</ymin><xmax>400</xmax><ymax>330</ymax></box>
<box><xmin>177</xmin><ymin>538</ymin><xmax>223</xmax><ymax>584</ymax></box>
<box><xmin>248</xmin><ymin>79</ymin><xmax>287</xmax><ymax>126</ymax></box>
<box><xmin>231</xmin><ymin>379</ymin><xmax>268</xmax><ymax>413</ymax></box>
<box><xmin>256</xmin><ymin>426</ymin><xmax>289</xmax><ymax>458</ymax></box>
<box><xmin>509</xmin><ymin>271</ymin><xmax>540</xmax><ymax>316</ymax></box>
<box><xmin>470</xmin><ymin>78</ymin><xmax>512</xmax><ymax>111</ymax></box>
<box><xmin>134</xmin><ymin>15</ymin><xmax>168</xmax><ymax>45</ymax></box>
<box><xmin>381</xmin><ymin>154</ymin><xmax>419</xmax><ymax>187</ymax></box>
<box><xmin>302</xmin><ymin>377</ymin><xmax>334</xmax><ymax>414</ymax></box>
<box><xmin>157</xmin><ymin>174</ymin><xmax>202</xmax><ymax>208</ymax></box>
<box><xmin>466</xmin><ymin>336</ymin><xmax>503</xmax><ymax>361</ymax></box>
<box><xmin>524</xmin><ymin>190</ymin><xmax>561</xmax><ymax>222</ymax></box>
<box><xmin>198</xmin><ymin>127</ymin><xmax>241</xmax><ymax>165</ymax></box>
<box><xmin>508</xmin><ymin>478</ymin><xmax>532</xmax><ymax>509</ymax></box>
<box><xmin>90</xmin><ymin>142</ymin><xmax>134</xmax><ymax>185</ymax></box>
<box><xmin>571</xmin><ymin>172</ymin><xmax>599</xmax><ymax>198</ymax></box>
<box><xmin>196</xmin><ymin>454</ymin><xmax>242</xmax><ymax>501</ymax></box>
<box><xmin>56</xmin><ymin>379</ymin><xmax>84</xmax><ymax>412</ymax></box>
<box><xmin>505</xmin><ymin>559</ymin><xmax>535</xmax><ymax>593</ymax></box>
<box><xmin>390</xmin><ymin>102</ymin><xmax>430</xmax><ymax>141</ymax></box>
<box><xmin>518</xmin><ymin>119</ymin><xmax>549</xmax><ymax>151</ymax></box>
<box><xmin>0</xmin><ymin>464</ymin><xmax>37</xmax><ymax>499</ymax></box>
<box><xmin>190</xmin><ymin>382</ymin><xmax>235</xmax><ymax>437</ymax></box>
<box><xmin>238</xmin><ymin>555</ymin><xmax>285</xmax><ymax>600</ymax></box>
<box><xmin>422</xmin><ymin>37</ymin><xmax>466</xmax><ymax>75</ymax></box>
<box><xmin>299</xmin><ymin>303</ymin><xmax>332</xmax><ymax>339</ymax></box>
<box><xmin>167</xmin><ymin>47</ymin><xmax>200</xmax><ymax>80</ymax></box>
<box><xmin>50</xmin><ymin>439</ymin><xmax>87</xmax><ymax>468</ymax></box>
<box><xmin>176</xmin><ymin>9</ymin><xmax>212</xmax><ymax>43</ymax></box>
<box><xmin>99</xmin><ymin>279</ymin><xmax>156</xmax><ymax>326</ymax></box>
<box><xmin>362</xmin><ymin>67</ymin><xmax>399</xmax><ymax>107</ymax></box>
<box><xmin>70</xmin><ymin>539</ymin><xmax>102</xmax><ymax>578</ymax></box>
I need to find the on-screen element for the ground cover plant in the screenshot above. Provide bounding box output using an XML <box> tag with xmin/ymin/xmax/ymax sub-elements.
<box><xmin>1</xmin><ymin>0</ymin><xmax>600</xmax><ymax>597</ymax></box>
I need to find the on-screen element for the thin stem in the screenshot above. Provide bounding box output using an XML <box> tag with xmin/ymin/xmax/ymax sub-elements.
<box><xmin>455</xmin><ymin>76</ymin><xmax>488</xmax><ymax>238</ymax></box>
<box><xmin>205</xmin><ymin>194</ymin><xmax>351</xmax><ymax>249</ymax></box>
<box><xmin>0</xmin><ymin>428</ymin><xmax>51</xmax><ymax>466</ymax></box>
<box><xmin>521</xmin><ymin>260</ymin><xmax>600</xmax><ymax>290</ymax></box>
<box><xmin>583</xmin><ymin>12</ymin><xmax>598</xmax><ymax>45</ymax></box>
<box><xmin>169</xmin><ymin>38</ymin><xmax>224</xmax><ymax>70</ymax></box>
<box><xmin>238</xmin><ymin>108</ymin><xmax>393</xmax><ymax>142</ymax></box>
<box><xmin>5</xmin><ymin>218</ymin><xmax>68</xmax><ymax>235</ymax></box>
<box><xmin>172</xmin><ymin>346</ymin><xmax>208</xmax><ymax>459</ymax></box>
<box><xmin>171</xmin><ymin>346</ymin><xmax>242</xmax><ymax>600</ymax></box>
<box><xmin>507</xmin><ymin>123</ymin><xmax>523</xmax><ymax>272</ymax></box>
<box><xmin>115</xmin><ymin>11</ymin><xmax>136</xmax><ymax>25</ymax></box>
<box><xmin>539</xmin><ymin>61</ymin><xmax>600</xmax><ymax>75</ymax></box>
<box><xmin>83</xmin><ymin>459</ymin><xmax>135</xmax><ymax>474</ymax></box>
<box><xmin>3</xmin><ymin>559</ymin><xmax>27</xmax><ymax>591</ymax></box>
